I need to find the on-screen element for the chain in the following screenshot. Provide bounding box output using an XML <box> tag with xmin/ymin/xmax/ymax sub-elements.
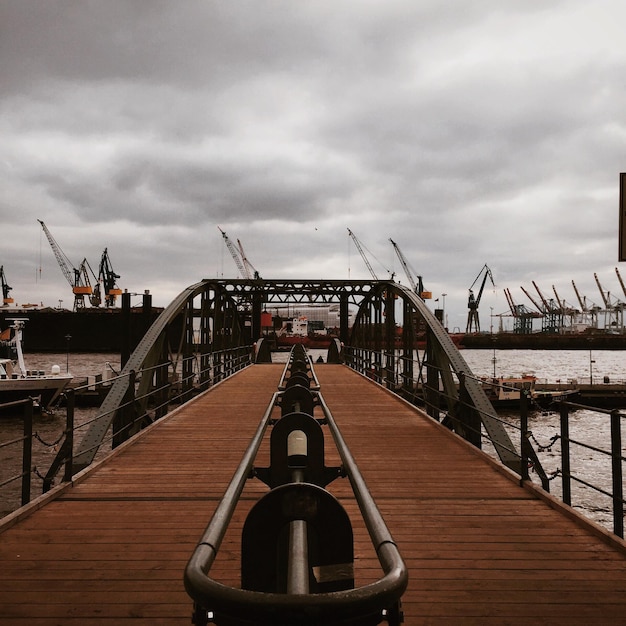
<box><xmin>527</xmin><ymin>462</ymin><xmax>561</xmax><ymax>482</ymax></box>
<box><xmin>34</xmin><ymin>430</ymin><xmax>65</xmax><ymax>448</ymax></box>
<box><xmin>527</xmin><ymin>430</ymin><xmax>560</xmax><ymax>452</ymax></box>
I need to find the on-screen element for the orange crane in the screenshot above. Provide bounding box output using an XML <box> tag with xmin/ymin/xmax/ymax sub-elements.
<box><xmin>38</xmin><ymin>219</ymin><xmax>99</xmax><ymax>310</ymax></box>
<box><xmin>99</xmin><ymin>248</ymin><xmax>122</xmax><ymax>307</ymax></box>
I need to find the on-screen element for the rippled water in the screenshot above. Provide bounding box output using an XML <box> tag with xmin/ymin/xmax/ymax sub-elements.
<box><xmin>1</xmin><ymin>349</ymin><xmax>624</xmax><ymax>532</ymax></box>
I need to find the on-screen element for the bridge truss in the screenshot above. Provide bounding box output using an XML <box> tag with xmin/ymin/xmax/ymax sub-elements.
<box><xmin>64</xmin><ymin>278</ymin><xmax>526</xmax><ymax>476</ymax></box>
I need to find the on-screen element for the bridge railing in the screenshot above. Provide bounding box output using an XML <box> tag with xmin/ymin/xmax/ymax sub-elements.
<box><xmin>0</xmin><ymin>398</ymin><xmax>35</xmax><ymax>509</ymax></box>
<box><xmin>0</xmin><ymin>346</ymin><xmax>253</xmax><ymax>517</ymax></box>
<box><xmin>343</xmin><ymin>344</ymin><xmax>626</xmax><ymax>538</ymax></box>
<box><xmin>184</xmin><ymin>346</ymin><xmax>407</xmax><ymax>626</ymax></box>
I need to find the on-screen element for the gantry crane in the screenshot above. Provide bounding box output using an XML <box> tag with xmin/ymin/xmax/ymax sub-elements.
<box><xmin>38</xmin><ymin>219</ymin><xmax>98</xmax><ymax>310</ymax></box>
<box><xmin>504</xmin><ymin>288</ymin><xmax>540</xmax><ymax>334</ymax></box>
<box><xmin>389</xmin><ymin>238</ymin><xmax>428</xmax><ymax>297</ymax></box>
<box><xmin>616</xmin><ymin>267</ymin><xmax>626</xmax><ymax>300</ymax></box>
<box><xmin>99</xmin><ymin>248</ymin><xmax>122</xmax><ymax>307</ymax></box>
<box><xmin>466</xmin><ymin>264</ymin><xmax>494</xmax><ymax>333</ymax></box>
<box><xmin>552</xmin><ymin>284</ymin><xmax>578</xmax><ymax>328</ymax></box>
<box><xmin>572</xmin><ymin>280</ymin><xmax>589</xmax><ymax>313</ymax></box>
<box><xmin>218</xmin><ymin>227</ymin><xmax>260</xmax><ymax>280</ymax></box>
<box><xmin>594</xmin><ymin>272</ymin><xmax>623</xmax><ymax>330</ymax></box>
<box><xmin>520</xmin><ymin>285</ymin><xmax>544</xmax><ymax>313</ymax></box>
<box><xmin>532</xmin><ymin>281</ymin><xmax>561</xmax><ymax>333</ymax></box>
<box><xmin>0</xmin><ymin>266</ymin><xmax>13</xmax><ymax>306</ymax></box>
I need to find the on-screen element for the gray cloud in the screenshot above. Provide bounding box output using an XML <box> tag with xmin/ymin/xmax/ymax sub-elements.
<box><xmin>1</xmin><ymin>0</ymin><xmax>625</xmax><ymax>327</ymax></box>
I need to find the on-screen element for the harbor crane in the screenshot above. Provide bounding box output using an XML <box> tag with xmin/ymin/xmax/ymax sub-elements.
<box><xmin>504</xmin><ymin>287</ymin><xmax>540</xmax><ymax>334</ymax></box>
<box><xmin>38</xmin><ymin>219</ymin><xmax>100</xmax><ymax>310</ymax></box>
<box><xmin>466</xmin><ymin>264</ymin><xmax>494</xmax><ymax>333</ymax></box>
<box><xmin>348</xmin><ymin>228</ymin><xmax>381</xmax><ymax>280</ymax></box>
<box><xmin>99</xmin><ymin>248</ymin><xmax>122</xmax><ymax>307</ymax></box>
<box><xmin>572</xmin><ymin>280</ymin><xmax>599</xmax><ymax>330</ymax></box>
<box><xmin>572</xmin><ymin>280</ymin><xmax>590</xmax><ymax>313</ymax></box>
<box><xmin>532</xmin><ymin>281</ymin><xmax>561</xmax><ymax>333</ymax></box>
<box><xmin>218</xmin><ymin>227</ymin><xmax>260</xmax><ymax>280</ymax></box>
<box><xmin>1</xmin><ymin>266</ymin><xmax>13</xmax><ymax>306</ymax></box>
<box><xmin>615</xmin><ymin>267</ymin><xmax>626</xmax><ymax>300</ymax></box>
<box><xmin>594</xmin><ymin>272</ymin><xmax>623</xmax><ymax>330</ymax></box>
<box><xmin>237</xmin><ymin>238</ymin><xmax>260</xmax><ymax>279</ymax></box>
<box><xmin>389</xmin><ymin>238</ymin><xmax>429</xmax><ymax>297</ymax></box>
<box><xmin>552</xmin><ymin>285</ymin><xmax>579</xmax><ymax>328</ymax></box>
<box><xmin>520</xmin><ymin>285</ymin><xmax>544</xmax><ymax>313</ymax></box>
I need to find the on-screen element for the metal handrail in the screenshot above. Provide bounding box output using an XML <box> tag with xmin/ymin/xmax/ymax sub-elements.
<box><xmin>184</xmin><ymin>363</ymin><xmax>407</xmax><ymax>625</ymax></box>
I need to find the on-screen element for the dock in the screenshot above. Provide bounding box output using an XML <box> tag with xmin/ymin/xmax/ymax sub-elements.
<box><xmin>2</xmin><ymin>363</ymin><xmax>626</xmax><ymax>624</ymax></box>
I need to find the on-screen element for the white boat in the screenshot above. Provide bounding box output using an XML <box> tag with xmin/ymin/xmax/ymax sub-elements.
<box><xmin>480</xmin><ymin>374</ymin><xmax>537</xmax><ymax>408</ymax></box>
<box><xmin>0</xmin><ymin>319</ymin><xmax>72</xmax><ymax>412</ymax></box>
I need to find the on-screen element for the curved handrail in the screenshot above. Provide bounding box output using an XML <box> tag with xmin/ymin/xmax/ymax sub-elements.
<box><xmin>184</xmin><ymin>357</ymin><xmax>407</xmax><ymax>625</ymax></box>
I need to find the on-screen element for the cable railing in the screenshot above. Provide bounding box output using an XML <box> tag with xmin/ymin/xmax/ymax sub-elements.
<box><xmin>343</xmin><ymin>344</ymin><xmax>626</xmax><ymax>538</ymax></box>
<box><xmin>0</xmin><ymin>345</ymin><xmax>253</xmax><ymax>518</ymax></box>
<box><xmin>184</xmin><ymin>345</ymin><xmax>407</xmax><ymax>626</ymax></box>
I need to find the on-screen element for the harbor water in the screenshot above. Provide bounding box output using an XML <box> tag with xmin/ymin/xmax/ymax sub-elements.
<box><xmin>1</xmin><ymin>349</ymin><xmax>625</xmax><ymax>531</ymax></box>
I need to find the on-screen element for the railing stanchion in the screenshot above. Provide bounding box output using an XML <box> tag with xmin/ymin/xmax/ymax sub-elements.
<box><xmin>520</xmin><ymin>390</ymin><xmax>529</xmax><ymax>483</ymax></box>
<box><xmin>610</xmin><ymin>409</ymin><xmax>624</xmax><ymax>538</ymax></box>
<box><xmin>21</xmin><ymin>398</ymin><xmax>33</xmax><ymax>506</ymax></box>
<box><xmin>560</xmin><ymin>403</ymin><xmax>571</xmax><ymax>506</ymax></box>
<box><xmin>63</xmin><ymin>388</ymin><xmax>75</xmax><ymax>483</ymax></box>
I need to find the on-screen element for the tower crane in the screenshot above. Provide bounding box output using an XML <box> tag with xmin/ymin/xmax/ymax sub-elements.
<box><xmin>38</xmin><ymin>219</ymin><xmax>98</xmax><ymax>310</ymax></box>
<box><xmin>465</xmin><ymin>264</ymin><xmax>494</xmax><ymax>333</ymax></box>
<box><xmin>0</xmin><ymin>266</ymin><xmax>13</xmax><ymax>306</ymax></box>
<box><xmin>389</xmin><ymin>238</ymin><xmax>428</xmax><ymax>296</ymax></box>
<box><xmin>99</xmin><ymin>248</ymin><xmax>122</xmax><ymax>307</ymax></box>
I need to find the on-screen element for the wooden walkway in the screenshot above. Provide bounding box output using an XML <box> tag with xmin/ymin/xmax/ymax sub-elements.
<box><xmin>2</xmin><ymin>364</ymin><xmax>626</xmax><ymax>625</ymax></box>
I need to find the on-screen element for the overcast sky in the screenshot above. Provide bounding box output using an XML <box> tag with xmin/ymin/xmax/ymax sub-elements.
<box><xmin>1</xmin><ymin>1</ymin><xmax>625</xmax><ymax>331</ymax></box>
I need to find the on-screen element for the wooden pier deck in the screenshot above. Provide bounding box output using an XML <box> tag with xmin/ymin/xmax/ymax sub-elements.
<box><xmin>2</xmin><ymin>364</ymin><xmax>626</xmax><ymax>625</ymax></box>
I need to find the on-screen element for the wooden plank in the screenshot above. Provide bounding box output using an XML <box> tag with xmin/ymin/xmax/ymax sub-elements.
<box><xmin>1</xmin><ymin>362</ymin><xmax>626</xmax><ymax>625</ymax></box>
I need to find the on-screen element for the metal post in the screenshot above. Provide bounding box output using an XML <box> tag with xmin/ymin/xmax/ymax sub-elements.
<box><xmin>340</xmin><ymin>294</ymin><xmax>349</xmax><ymax>345</ymax></box>
<box><xmin>63</xmin><ymin>388</ymin><xmax>75</xmax><ymax>483</ymax></box>
<box><xmin>560</xmin><ymin>403</ymin><xmax>571</xmax><ymax>506</ymax></box>
<box><xmin>21</xmin><ymin>399</ymin><xmax>33</xmax><ymax>506</ymax></box>
<box><xmin>520</xmin><ymin>391</ymin><xmax>529</xmax><ymax>482</ymax></box>
<box><xmin>610</xmin><ymin>410</ymin><xmax>624</xmax><ymax>538</ymax></box>
<box><xmin>121</xmin><ymin>290</ymin><xmax>131</xmax><ymax>368</ymax></box>
<box><xmin>287</xmin><ymin>520</ymin><xmax>309</xmax><ymax>595</ymax></box>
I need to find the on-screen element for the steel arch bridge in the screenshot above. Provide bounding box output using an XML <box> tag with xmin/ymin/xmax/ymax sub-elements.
<box><xmin>68</xmin><ymin>278</ymin><xmax>526</xmax><ymax>475</ymax></box>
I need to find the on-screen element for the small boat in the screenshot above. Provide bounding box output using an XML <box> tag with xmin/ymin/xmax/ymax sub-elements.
<box><xmin>481</xmin><ymin>374</ymin><xmax>537</xmax><ymax>408</ymax></box>
<box><xmin>0</xmin><ymin>319</ymin><xmax>72</xmax><ymax>413</ymax></box>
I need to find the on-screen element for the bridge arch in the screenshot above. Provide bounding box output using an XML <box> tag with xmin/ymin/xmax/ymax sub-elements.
<box><xmin>66</xmin><ymin>278</ymin><xmax>522</xmax><ymax>475</ymax></box>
